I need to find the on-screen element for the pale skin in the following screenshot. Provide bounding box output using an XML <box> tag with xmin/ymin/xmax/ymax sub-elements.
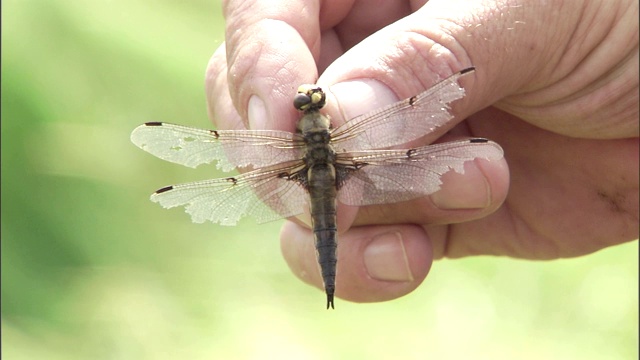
<box><xmin>206</xmin><ymin>0</ymin><xmax>639</xmax><ymax>303</ymax></box>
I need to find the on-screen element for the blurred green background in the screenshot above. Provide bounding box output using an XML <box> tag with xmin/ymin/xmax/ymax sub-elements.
<box><xmin>2</xmin><ymin>0</ymin><xmax>638</xmax><ymax>359</ymax></box>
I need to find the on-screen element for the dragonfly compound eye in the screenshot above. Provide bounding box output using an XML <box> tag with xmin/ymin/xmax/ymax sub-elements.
<box><xmin>293</xmin><ymin>92</ymin><xmax>312</xmax><ymax>111</ymax></box>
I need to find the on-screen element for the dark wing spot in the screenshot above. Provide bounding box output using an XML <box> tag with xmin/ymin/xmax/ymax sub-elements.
<box><xmin>460</xmin><ymin>66</ymin><xmax>476</xmax><ymax>75</ymax></box>
<box><xmin>145</xmin><ymin>122</ymin><xmax>163</xmax><ymax>126</ymax></box>
<box><xmin>335</xmin><ymin>164</ymin><xmax>357</xmax><ymax>189</ymax></box>
<box><xmin>469</xmin><ymin>138</ymin><xmax>489</xmax><ymax>143</ymax></box>
<box><xmin>225</xmin><ymin>177</ymin><xmax>238</xmax><ymax>185</ymax></box>
<box><xmin>408</xmin><ymin>96</ymin><xmax>418</xmax><ymax>106</ymax></box>
<box><xmin>406</xmin><ymin>148</ymin><xmax>417</xmax><ymax>158</ymax></box>
<box><xmin>290</xmin><ymin>169</ymin><xmax>308</xmax><ymax>187</ymax></box>
<box><xmin>210</xmin><ymin>130</ymin><xmax>219</xmax><ymax>138</ymax></box>
<box><xmin>155</xmin><ymin>185</ymin><xmax>174</xmax><ymax>194</ymax></box>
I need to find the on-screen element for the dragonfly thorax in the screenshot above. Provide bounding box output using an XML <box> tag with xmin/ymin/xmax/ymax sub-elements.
<box><xmin>302</xmin><ymin>131</ymin><xmax>336</xmax><ymax>166</ymax></box>
<box><xmin>297</xmin><ymin>111</ymin><xmax>331</xmax><ymax>134</ymax></box>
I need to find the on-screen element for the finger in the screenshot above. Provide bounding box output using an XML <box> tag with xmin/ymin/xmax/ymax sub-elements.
<box><xmin>444</xmin><ymin>106</ymin><xmax>640</xmax><ymax>259</ymax></box>
<box><xmin>316</xmin><ymin>0</ymin><xmax>528</xmax><ymax>129</ymax></box>
<box><xmin>352</xmin><ymin>144</ymin><xmax>510</xmax><ymax>227</ymax></box>
<box><xmin>280</xmin><ymin>221</ymin><xmax>433</xmax><ymax>304</ymax></box>
<box><xmin>216</xmin><ymin>1</ymin><xmax>327</xmax><ymax>131</ymax></box>
<box><xmin>215</xmin><ymin>1</ymin><xmax>423</xmax><ymax>131</ymax></box>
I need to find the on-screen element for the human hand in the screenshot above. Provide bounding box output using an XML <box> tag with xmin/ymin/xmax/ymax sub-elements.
<box><xmin>206</xmin><ymin>0</ymin><xmax>639</xmax><ymax>303</ymax></box>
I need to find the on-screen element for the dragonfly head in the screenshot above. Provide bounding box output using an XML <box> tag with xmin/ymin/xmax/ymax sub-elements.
<box><xmin>294</xmin><ymin>84</ymin><xmax>326</xmax><ymax>112</ymax></box>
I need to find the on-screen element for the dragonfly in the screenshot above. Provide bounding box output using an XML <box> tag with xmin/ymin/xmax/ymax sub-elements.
<box><xmin>130</xmin><ymin>67</ymin><xmax>504</xmax><ymax>309</ymax></box>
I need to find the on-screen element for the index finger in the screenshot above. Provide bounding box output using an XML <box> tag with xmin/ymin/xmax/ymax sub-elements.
<box><xmin>218</xmin><ymin>0</ymin><xmax>345</xmax><ymax>131</ymax></box>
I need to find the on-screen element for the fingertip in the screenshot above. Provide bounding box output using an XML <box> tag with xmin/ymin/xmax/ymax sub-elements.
<box><xmin>225</xmin><ymin>20</ymin><xmax>318</xmax><ymax>131</ymax></box>
<box><xmin>478</xmin><ymin>153</ymin><xmax>510</xmax><ymax>209</ymax></box>
<box><xmin>431</xmin><ymin>155</ymin><xmax>509</xmax><ymax>211</ymax></box>
<box><xmin>363</xmin><ymin>230</ymin><xmax>416</xmax><ymax>282</ymax></box>
<box><xmin>326</xmin><ymin>79</ymin><xmax>400</xmax><ymax>127</ymax></box>
<box><xmin>340</xmin><ymin>224</ymin><xmax>433</xmax><ymax>303</ymax></box>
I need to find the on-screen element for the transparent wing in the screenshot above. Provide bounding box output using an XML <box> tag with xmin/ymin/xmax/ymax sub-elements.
<box><xmin>331</xmin><ymin>68</ymin><xmax>474</xmax><ymax>151</ymax></box>
<box><xmin>336</xmin><ymin>138</ymin><xmax>503</xmax><ymax>206</ymax></box>
<box><xmin>150</xmin><ymin>161</ymin><xmax>308</xmax><ymax>225</ymax></box>
<box><xmin>131</xmin><ymin>122</ymin><xmax>303</xmax><ymax>171</ymax></box>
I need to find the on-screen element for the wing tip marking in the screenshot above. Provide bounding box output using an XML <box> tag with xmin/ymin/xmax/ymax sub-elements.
<box><xmin>459</xmin><ymin>66</ymin><xmax>476</xmax><ymax>75</ymax></box>
<box><xmin>155</xmin><ymin>185</ymin><xmax>174</xmax><ymax>194</ymax></box>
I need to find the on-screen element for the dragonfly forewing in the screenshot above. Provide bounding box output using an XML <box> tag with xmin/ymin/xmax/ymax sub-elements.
<box><xmin>131</xmin><ymin>122</ymin><xmax>304</xmax><ymax>171</ymax></box>
<box><xmin>330</xmin><ymin>67</ymin><xmax>474</xmax><ymax>151</ymax></box>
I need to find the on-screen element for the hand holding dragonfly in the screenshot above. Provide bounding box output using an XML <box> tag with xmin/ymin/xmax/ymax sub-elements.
<box><xmin>206</xmin><ymin>0</ymin><xmax>638</xmax><ymax>305</ymax></box>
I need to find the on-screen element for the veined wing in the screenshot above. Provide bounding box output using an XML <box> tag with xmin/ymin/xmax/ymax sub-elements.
<box><xmin>336</xmin><ymin>138</ymin><xmax>503</xmax><ymax>206</ymax></box>
<box><xmin>150</xmin><ymin>161</ymin><xmax>308</xmax><ymax>225</ymax></box>
<box><xmin>131</xmin><ymin>122</ymin><xmax>303</xmax><ymax>171</ymax></box>
<box><xmin>331</xmin><ymin>68</ymin><xmax>474</xmax><ymax>151</ymax></box>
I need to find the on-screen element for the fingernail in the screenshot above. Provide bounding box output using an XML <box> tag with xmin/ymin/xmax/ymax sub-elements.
<box><xmin>329</xmin><ymin>80</ymin><xmax>398</xmax><ymax>121</ymax></box>
<box><xmin>364</xmin><ymin>231</ymin><xmax>414</xmax><ymax>282</ymax></box>
<box><xmin>248</xmin><ymin>95</ymin><xmax>268</xmax><ymax>130</ymax></box>
<box><xmin>430</xmin><ymin>161</ymin><xmax>491</xmax><ymax>209</ymax></box>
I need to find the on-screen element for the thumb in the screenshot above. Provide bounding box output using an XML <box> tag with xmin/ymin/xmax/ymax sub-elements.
<box><xmin>316</xmin><ymin>0</ymin><xmax>630</xmax><ymax>137</ymax></box>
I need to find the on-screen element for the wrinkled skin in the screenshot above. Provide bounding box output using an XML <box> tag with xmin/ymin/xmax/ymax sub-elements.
<box><xmin>206</xmin><ymin>0</ymin><xmax>639</xmax><ymax>303</ymax></box>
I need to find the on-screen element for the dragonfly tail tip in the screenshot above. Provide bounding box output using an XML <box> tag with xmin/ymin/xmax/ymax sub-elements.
<box><xmin>326</xmin><ymin>293</ymin><xmax>335</xmax><ymax>309</ymax></box>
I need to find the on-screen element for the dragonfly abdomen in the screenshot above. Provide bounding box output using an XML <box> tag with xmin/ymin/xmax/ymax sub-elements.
<box><xmin>307</xmin><ymin>164</ymin><xmax>338</xmax><ymax>309</ymax></box>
